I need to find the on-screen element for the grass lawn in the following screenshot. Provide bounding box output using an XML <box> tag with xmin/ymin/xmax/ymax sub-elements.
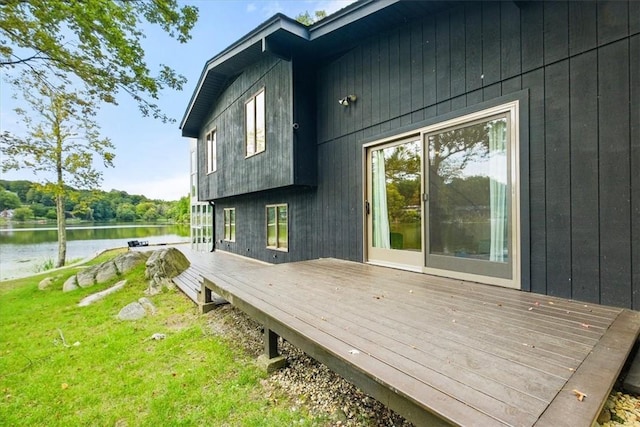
<box><xmin>0</xmin><ymin>249</ymin><xmax>318</xmax><ymax>426</ymax></box>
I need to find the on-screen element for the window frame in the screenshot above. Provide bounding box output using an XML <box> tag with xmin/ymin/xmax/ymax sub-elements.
<box><xmin>245</xmin><ymin>88</ymin><xmax>266</xmax><ymax>158</ymax></box>
<box><xmin>206</xmin><ymin>129</ymin><xmax>217</xmax><ymax>174</ymax></box>
<box><xmin>266</xmin><ymin>203</ymin><xmax>288</xmax><ymax>251</ymax></box>
<box><xmin>223</xmin><ymin>207</ymin><xmax>236</xmax><ymax>242</ymax></box>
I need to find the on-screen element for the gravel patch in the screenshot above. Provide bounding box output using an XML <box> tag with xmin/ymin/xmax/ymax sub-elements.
<box><xmin>205</xmin><ymin>305</ymin><xmax>638</xmax><ymax>427</ymax></box>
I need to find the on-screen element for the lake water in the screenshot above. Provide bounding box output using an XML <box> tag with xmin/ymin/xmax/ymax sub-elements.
<box><xmin>0</xmin><ymin>223</ymin><xmax>190</xmax><ymax>281</ymax></box>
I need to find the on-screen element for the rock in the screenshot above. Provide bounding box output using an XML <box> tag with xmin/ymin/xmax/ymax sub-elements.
<box><xmin>62</xmin><ymin>275</ymin><xmax>79</xmax><ymax>292</ymax></box>
<box><xmin>114</xmin><ymin>251</ymin><xmax>150</xmax><ymax>275</ymax></box>
<box><xmin>76</xmin><ymin>265</ymin><xmax>100</xmax><ymax>288</ymax></box>
<box><xmin>145</xmin><ymin>248</ymin><xmax>190</xmax><ymax>293</ymax></box>
<box><xmin>117</xmin><ymin>302</ymin><xmax>146</xmax><ymax>321</ymax></box>
<box><xmin>150</xmin><ymin>333</ymin><xmax>166</xmax><ymax>341</ymax></box>
<box><xmin>138</xmin><ymin>297</ymin><xmax>157</xmax><ymax>315</ymax></box>
<box><xmin>38</xmin><ymin>277</ymin><xmax>54</xmax><ymax>290</ymax></box>
<box><xmin>95</xmin><ymin>261</ymin><xmax>118</xmax><ymax>284</ymax></box>
<box><xmin>78</xmin><ymin>280</ymin><xmax>127</xmax><ymax>307</ymax></box>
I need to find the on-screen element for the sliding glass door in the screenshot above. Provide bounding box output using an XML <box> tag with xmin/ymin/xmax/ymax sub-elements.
<box><xmin>366</xmin><ymin>139</ymin><xmax>423</xmax><ymax>270</ymax></box>
<box><xmin>365</xmin><ymin>101</ymin><xmax>520</xmax><ymax>288</ymax></box>
<box><xmin>425</xmin><ymin>113</ymin><xmax>512</xmax><ymax>280</ymax></box>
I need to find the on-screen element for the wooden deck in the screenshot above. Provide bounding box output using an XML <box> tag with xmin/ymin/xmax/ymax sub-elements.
<box><xmin>170</xmin><ymin>246</ymin><xmax>640</xmax><ymax>427</ymax></box>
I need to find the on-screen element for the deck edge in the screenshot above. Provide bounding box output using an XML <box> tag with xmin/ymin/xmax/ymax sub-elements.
<box><xmin>534</xmin><ymin>309</ymin><xmax>640</xmax><ymax>427</ymax></box>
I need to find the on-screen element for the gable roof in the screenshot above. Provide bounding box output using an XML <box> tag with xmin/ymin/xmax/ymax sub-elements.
<box><xmin>180</xmin><ymin>0</ymin><xmax>452</xmax><ymax>138</ymax></box>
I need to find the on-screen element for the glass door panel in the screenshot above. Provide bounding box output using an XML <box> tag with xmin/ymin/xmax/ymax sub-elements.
<box><xmin>425</xmin><ymin>115</ymin><xmax>512</xmax><ymax>279</ymax></box>
<box><xmin>367</xmin><ymin>139</ymin><xmax>423</xmax><ymax>269</ymax></box>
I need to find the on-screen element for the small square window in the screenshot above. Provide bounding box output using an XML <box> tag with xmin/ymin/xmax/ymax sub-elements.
<box><xmin>223</xmin><ymin>208</ymin><xmax>235</xmax><ymax>242</ymax></box>
<box><xmin>266</xmin><ymin>204</ymin><xmax>287</xmax><ymax>251</ymax></box>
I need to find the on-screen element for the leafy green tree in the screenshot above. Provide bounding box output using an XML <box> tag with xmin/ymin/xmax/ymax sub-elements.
<box><xmin>0</xmin><ymin>0</ymin><xmax>198</xmax><ymax>122</ymax></box>
<box><xmin>116</xmin><ymin>203</ymin><xmax>136</xmax><ymax>222</ymax></box>
<box><xmin>0</xmin><ymin>73</ymin><xmax>115</xmax><ymax>267</ymax></box>
<box><xmin>142</xmin><ymin>206</ymin><xmax>159</xmax><ymax>222</ymax></box>
<box><xmin>0</xmin><ymin>189</ymin><xmax>21</xmax><ymax>210</ymax></box>
<box><xmin>135</xmin><ymin>201</ymin><xmax>156</xmax><ymax>219</ymax></box>
<box><xmin>295</xmin><ymin>10</ymin><xmax>327</xmax><ymax>26</ymax></box>
<box><xmin>30</xmin><ymin>203</ymin><xmax>48</xmax><ymax>218</ymax></box>
<box><xmin>12</xmin><ymin>206</ymin><xmax>33</xmax><ymax>221</ymax></box>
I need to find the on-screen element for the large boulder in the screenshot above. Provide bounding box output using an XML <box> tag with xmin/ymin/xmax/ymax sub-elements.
<box><xmin>117</xmin><ymin>302</ymin><xmax>146</xmax><ymax>321</ymax></box>
<box><xmin>95</xmin><ymin>261</ymin><xmax>118</xmax><ymax>284</ymax></box>
<box><xmin>76</xmin><ymin>265</ymin><xmax>100</xmax><ymax>288</ymax></box>
<box><xmin>114</xmin><ymin>251</ymin><xmax>150</xmax><ymax>275</ymax></box>
<box><xmin>62</xmin><ymin>275</ymin><xmax>79</xmax><ymax>292</ymax></box>
<box><xmin>145</xmin><ymin>248</ymin><xmax>190</xmax><ymax>294</ymax></box>
<box><xmin>78</xmin><ymin>280</ymin><xmax>127</xmax><ymax>307</ymax></box>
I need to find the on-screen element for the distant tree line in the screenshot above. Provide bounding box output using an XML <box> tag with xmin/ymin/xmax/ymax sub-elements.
<box><xmin>0</xmin><ymin>180</ymin><xmax>189</xmax><ymax>223</ymax></box>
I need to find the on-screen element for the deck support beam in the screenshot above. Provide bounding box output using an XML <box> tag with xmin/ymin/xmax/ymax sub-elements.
<box><xmin>198</xmin><ymin>280</ymin><xmax>228</xmax><ymax>314</ymax></box>
<box><xmin>258</xmin><ymin>324</ymin><xmax>287</xmax><ymax>373</ymax></box>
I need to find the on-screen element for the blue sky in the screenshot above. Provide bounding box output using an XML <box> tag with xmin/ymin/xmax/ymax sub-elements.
<box><xmin>0</xmin><ymin>0</ymin><xmax>355</xmax><ymax>201</ymax></box>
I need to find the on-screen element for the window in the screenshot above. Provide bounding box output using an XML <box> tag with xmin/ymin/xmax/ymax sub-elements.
<box><xmin>207</xmin><ymin>129</ymin><xmax>216</xmax><ymax>173</ymax></box>
<box><xmin>266</xmin><ymin>204</ymin><xmax>288</xmax><ymax>250</ymax></box>
<box><xmin>190</xmin><ymin>150</ymin><xmax>197</xmax><ymax>198</ymax></box>
<box><xmin>246</xmin><ymin>89</ymin><xmax>265</xmax><ymax>157</ymax></box>
<box><xmin>223</xmin><ymin>208</ymin><xmax>235</xmax><ymax>242</ymax></box>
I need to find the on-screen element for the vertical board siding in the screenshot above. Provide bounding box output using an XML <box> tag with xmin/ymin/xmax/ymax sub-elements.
<box><xmin>631</xmin><ymin>35</ymin><xmax>640</xmax><ymax>309</ymax></box>
<box><xmin>200</xmin><ymin>57</ymin><xmax>293</xmax><ymax>199</ymax></box>
<box><xmin>307</xmin><ymin>0</ymin><xmax>637</xmax><ymax>308</ymax></box>
<box><xmin>597</xmin><ymin>1</ymin><xmax>629</xmax><ymax>45</ymax></box>
<box><xmin>570</xmin><ymin>50</ymin><xmax>600</xmax><ymax>304</ymax></box>
<box><xmin>500</xmin><ymin>1</ymin><xmax>521</xmax><ymax>80</ymax></box>
<box><xmin>598</xmin><ymin>40</ymin><xmax>631</xmax><ymax>308</ymax></box>
<box><xmin>544</xmin><ymin>60</ymin><xmax>572</xmax><ymax>298</ymax></box>
<box><xmin>569</xmin><ymin>1</ymin><xmax>597</xmax><ymax>55</ymax></box>
<box><xmin>543</xmin><ymin>2</ymin><xmax>569</xmax><ymax>65</ymax></box>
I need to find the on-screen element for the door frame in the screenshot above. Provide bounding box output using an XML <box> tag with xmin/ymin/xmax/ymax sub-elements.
<box><xmin>362</xmin><ymin>98</ymin><xmax>524</xmax><ymax>290</ymax></box>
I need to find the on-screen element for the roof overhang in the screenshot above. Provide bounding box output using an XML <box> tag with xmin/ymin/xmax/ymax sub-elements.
<box><xmin>180</xmin><ymin>0</ymin><xmax>455</xmax><ymax>138</ymax></box>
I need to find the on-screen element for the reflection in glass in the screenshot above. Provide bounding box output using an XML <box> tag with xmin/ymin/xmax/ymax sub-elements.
<box><xmin>278</xmin><ymin>205</ymin><xmax>287</xmax><ymax>249</ymax></box>
<box><xmin>246</xmin><ymin>98</ymin><xmax>255</xmax><ymax>156</ymax></box>
<box><xmin>371</xmin><ymin>141</ymin><xmax>422</xmax><ymax>251</ymax></box>
<box><xmin>256</xmin><ymin>91</ymin><xmax>265</xmax><ymax>153</ymax></box>
<box><xmin>267</xmin><ymin>206</ymin><xmax>276</xmax><ymax>247</ymax></box>
<box><xmin>428</xmin><ymin>117</ymin><xmax>508</xmax><ymax>262</ymax></box>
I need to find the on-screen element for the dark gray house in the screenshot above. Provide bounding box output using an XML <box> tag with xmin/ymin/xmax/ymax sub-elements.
<box><xmin>181</xmin><ymin>1</ymin><xmax>639</xmax><ymax>309</ymax></box>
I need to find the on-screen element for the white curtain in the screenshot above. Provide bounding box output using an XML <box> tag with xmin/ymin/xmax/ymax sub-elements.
<box><xmin>372</xmin><ymin>150</ymin><xmax>391</xmax><ymax>249</ymax></box>
<box><xmin>489</xmin><ymin>120</ymin><xmax>507</xmax><ymax>262</ymax></box>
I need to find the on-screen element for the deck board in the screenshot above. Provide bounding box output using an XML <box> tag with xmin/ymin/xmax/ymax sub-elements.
<box><xmin>170</xmin><ymin>246</ymin><xmax>640</xmax><ymax>427</ymax></box>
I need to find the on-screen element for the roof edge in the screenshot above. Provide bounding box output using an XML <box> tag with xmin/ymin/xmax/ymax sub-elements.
<box><xmin>179</xmin><ymin>14</ymin><xmax>309</xmax><ymax>132</ymax></box>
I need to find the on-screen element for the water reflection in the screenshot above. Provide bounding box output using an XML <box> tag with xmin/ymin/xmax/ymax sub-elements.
<box><xmin>0</xmin><ymin>223</ymin><xmax>189</xmax><ymax>281</ymax></box>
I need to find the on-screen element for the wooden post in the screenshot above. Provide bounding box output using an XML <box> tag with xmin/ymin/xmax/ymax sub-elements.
<box><xmin>265</xmin><ymin>327</ymin><xmax>279</xmax><ymax>359</ymax></box>
<box><xmin>258</xmin><ymin>322</ymin><xmax>286</xmax><ymax>372</ymax></box>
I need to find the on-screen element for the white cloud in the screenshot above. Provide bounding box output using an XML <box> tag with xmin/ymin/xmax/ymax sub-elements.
<box><xmin>246</xmin><ymin>3</ymin><xmax>257</xmax><ymax>13</ymax></box>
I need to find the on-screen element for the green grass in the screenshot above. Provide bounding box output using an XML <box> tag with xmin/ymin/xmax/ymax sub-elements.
<box><xmin>0</xmin><ymin>250</ymin><xmax>318</xmax><ymax>426</ymax></box>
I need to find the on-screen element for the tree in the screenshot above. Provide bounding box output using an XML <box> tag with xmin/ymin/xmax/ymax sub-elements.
<box><xmin>0</xmin><ymin>73</ymin><xmax>115</xmax><ymax>267</ymax></box>
<box><xmin>0</xmin><ymin>0</ymin><xmax>198</xmax><ymax>123</ymax></box>
<box><xmin>0</xmin><ymin>188</ymin><xmax>21</xmax><ymax>210</ymax></box>
<box><xmin>295</xmin><ymin>10</ymin><xmax>327</xmax><ymax>26</ymax></box>
<box><xmin>12</xmin><ymin>206</ymin><xmax>33</xmax><ymax>221</ymax></box>
<box><xmin>116</xmin><ymin>203</ymin><xmax>136</xmax><ymax>222</ymax></box>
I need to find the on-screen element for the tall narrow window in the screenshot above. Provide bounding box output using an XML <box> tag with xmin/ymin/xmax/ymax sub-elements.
<box><xmin>207</xmin><ymin>130</ymin><xmax>216</xmax><ymax>173</ymax></box>
<box><xmin>223</xmin><ymin>208</ymin><xmax>235</xmax><ymax>242</ymax></box>
<box><xmin>266</xmin><ymin>204</ymin><xmax>287</xmax><ymax>250</ymax></box>
<box><xmin>246</xmin><ymin>88</ymin><xmax>265</xmax><ymax>157</ymax></box>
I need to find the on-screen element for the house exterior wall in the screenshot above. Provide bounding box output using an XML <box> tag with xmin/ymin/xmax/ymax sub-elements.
<box><xmin>198</xmin><ymin>56</ymin><xmax>294</xmax><ymax>199</ymax></box>
<box><xmin>199</xmin><ymin>1</ymin><xmax>639</xmax><ymax>309</ymax></box>
<box><xmin>312</xmin><ymin>1</ymin><xmax>639</xmax><ymax>308</ymax></box>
